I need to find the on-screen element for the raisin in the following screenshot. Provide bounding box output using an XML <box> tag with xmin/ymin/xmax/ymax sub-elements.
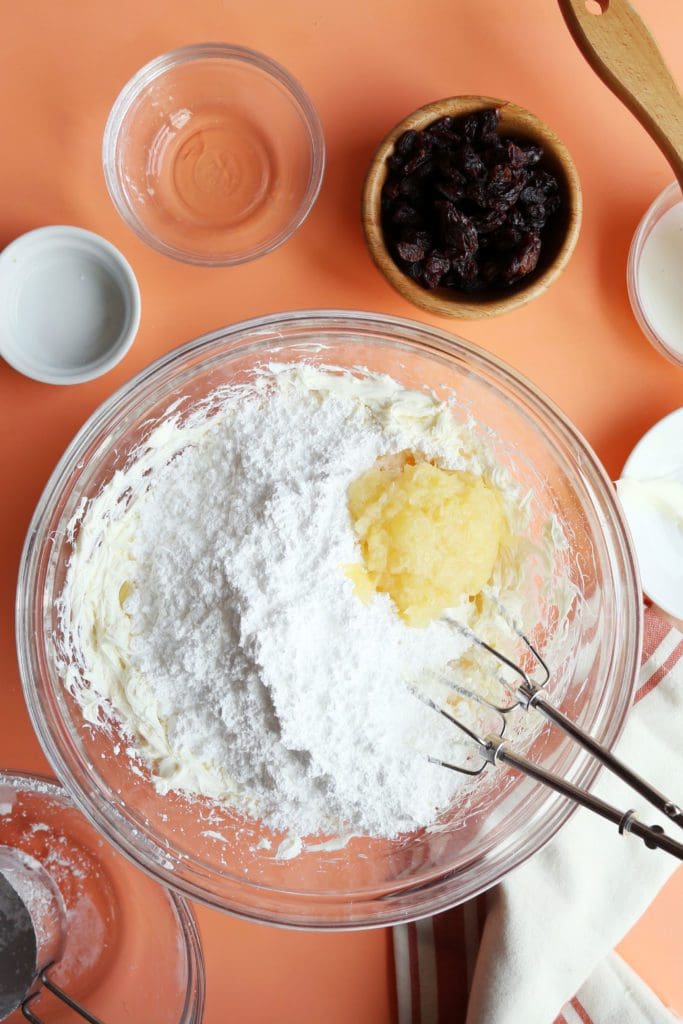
<box><xmin>502</xmin><ymin>232</ymin><xmax>542</xmax><ymax>283</ymax></box>
<box><xmin>379</xmin><ymin>107</ymin><xmax>564</xmax><ymax>295</ymax></box>
<box><xmin>532</xmin><ymin>168</ymin><xmax>561</xmax><ymax>193</ymax></box>
<box><xmin>404</xmin><ymin>141</ymin><xmax>434</xmax><ymax>175</ymax></box>
<box><xmin>398</xmin><ymin>175</ymin><xmax>421</xmax><ymax>200</ymax></box>
<box><xmin>491</xmin><ymin>225</ymin><xmax>523</xmax><ymax>251</ymax></box>
<box><xmin>479</xmin><ymin>259</ymin><xmax>501</xmax><ymax>286</ymax></box>
<box><xmin>410</xmin><ymin>157</ymin><xmax>435</xmax><ymax>181</ymax></box>
<box><xmin>396</xmin><ymin>229</ymin><xmax>432</xmax><ymax>262</ymax></box>
<box><xmin>460</xmin><ymin>114</ymin><xmax>479</xmax><ymax>141</ymax></box>
<box><xmin>387</xmin><ymin>153</ymin><xmax>407</xmax><ymax>173</ymax></box>
<box><xmin>452</xmin><ymin>252</ymin><xmax>480</xmax><ymax>278</ymax></box>
<box><xmin>395</xmin><ymin>129</ymin><xmax>418</xmax><ymax>158</ymax></box>
<box><xmin>383</xmin><ymin>178</ymin><xmax>402</xmax><ymax>202</ymax></box>
<box><xmin>422</xmin><ymin>251</ymin><xmax>451</xmax><ymax>288</ymax></box>
<box><xmin>405</xmin><ymin>261</ymin><xmax>424</xmax><ymax>282</ymax></box>
<box><xmin>435</xmin><ymin>153</ymin><xmax>466</xmax><ymax>181</ymax></box>
<box><xmin>505</xmin><ymin>208</ymin><xmax>528</xmax><ymax>231</ymax></box>
<box><xmin>390</xmin><ymin>203</ymin><xmax>423</xmax><ymax>227</ymax></box>
<box><xmin>471</xmin><ymin>207</ymin><xmax>508</xmax><ymax>234</ymax></box>
<box><xmin>507</xmin><ymin>140</ymin><xmax>543</xmax><ymax>167</ymax></box>
<box><xmin>425</xmin><ymin>116</ymin><xmax>458</xmax><ymax>135</ymax></box>
<box><xmin>435</xmin><ymin>176</ymin><xmax>466</xmax><ymax>203</ymax></box>
<box><xmin>436</xmin><ymin>203</ymin><xmax>478</xmax><ymax>258</ymax></box>
<box><xmin>485</xmin><ymin>163</ymin><xmax>527</xmax><ymax>206</ymax></box>
<box><xmin>428</xmin><ymin>131</ymin><xmax>461</xmax><ymax>152</ymax></box>
<box><xmin>481</xmin><ymin>142</ymin><xmax>506</xmax><ymax>169</ymax></box>
<box><xmin>453</xmin><ymin>256</ymin><xmax>485</xmax><ymax>291</ymax></box>
<box><xmin>505</xmin><ymin>141</ymin><xmax>528</xmax><ymax>168</ymax></box>
<box><xmin>474</xmin><ymin>108</ymin><xmax>500</xmax><ymax>144</ymax></box>
<box><xmin>520</xmin><ymin>184</ymin><xmax>547</xmax><ymax>206</ymax></box>
<box><xmin>522</xmin><ymin>202</ymin><xmax>547</xmax><ymax>230</ymax></box>
<box><xmin>455</xmin><ymin>143</ymin><xmax>487</xmax><ymax>180</ymax></box>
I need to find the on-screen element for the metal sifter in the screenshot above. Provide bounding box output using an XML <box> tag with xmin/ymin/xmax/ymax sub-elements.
<box><xmin>0</xmin><ymin>847</ymin><xmax>103</xmax><ymax>1023</ymax></box>
<box><xmin>0</xmin><ymin>771</ymin><xmax>204</xmax><ymax>1024</ymax></box>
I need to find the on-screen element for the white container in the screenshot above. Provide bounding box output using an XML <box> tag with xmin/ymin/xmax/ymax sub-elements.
<box><xmin>0</xmin><ymin>226</ymin><xmax>140</xmax><ymax>385</ymax></box>
<box><xmin>627</xmin><ymin>181</ymin><xmax>683</xmax><ymax>368</ymax></box>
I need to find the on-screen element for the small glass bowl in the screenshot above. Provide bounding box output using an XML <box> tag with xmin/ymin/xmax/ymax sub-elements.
<box><xmin>102</xmin><ymin>44</ymin><xmax>325</xmax><ymax>266</ymax></box>
<box><xmin>0</xmin><ymin>770</ymin><xmax>204</xmax><ymax>1023</ymax></box>
<box><xmin>627</xmin><ymin>181</ymin><xmax>683</xmax><ymax>367</ymax></box>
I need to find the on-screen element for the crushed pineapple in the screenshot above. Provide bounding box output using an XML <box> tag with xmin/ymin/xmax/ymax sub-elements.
<box><xmin>345</xmin><ymin>450</ymin><xmax>505</xmax><ymax>627</ymax></box>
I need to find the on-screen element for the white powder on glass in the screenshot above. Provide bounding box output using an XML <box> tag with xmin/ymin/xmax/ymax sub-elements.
<box><xmin>58</xmin><ymin>365</ymin><xmax>572</xmax><ymax>840</ymax></box>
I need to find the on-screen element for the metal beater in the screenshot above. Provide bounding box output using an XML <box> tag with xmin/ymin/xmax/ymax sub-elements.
<box><xmin>418</xmin><ymin>614</ymin><xmax>683</xmax><ymax>860</ymax></box>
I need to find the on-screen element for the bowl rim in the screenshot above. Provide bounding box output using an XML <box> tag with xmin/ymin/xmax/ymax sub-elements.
<box><xmin>16</xmin><ymin>309</ymin><xmax>642</xmax><ymax>928</ymax></box>
<box><xmin>361</xmin><ymin>96</ymin><xmax>583</xmax><ymax>319</ymax></box>
<box><xmin>101</xmin><ymin>42</ymin><xmax>326</xmax><ymax>267</ymax></box>
<box><xmin>0</xmin><ymin>768</ymin><xmax>206</xmax><ymax>1023</ymax></box>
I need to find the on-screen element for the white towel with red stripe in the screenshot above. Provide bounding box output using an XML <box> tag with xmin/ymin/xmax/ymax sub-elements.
<box><xmin>394</xmin><ymin>609</ymin><xmax>683</xmax><ymax>1024</ymax></box>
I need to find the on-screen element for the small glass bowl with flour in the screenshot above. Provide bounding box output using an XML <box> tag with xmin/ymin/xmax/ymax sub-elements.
<box><xmin>628</xmin><ymin>181</ymin><xmax>683</xmax><ymax>367</ymax></box>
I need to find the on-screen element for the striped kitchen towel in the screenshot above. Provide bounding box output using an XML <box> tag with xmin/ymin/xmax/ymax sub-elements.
<box><xmin>394</xmin><ymin>609</ymin><xmax>683</xmax><ymax>1024</ymax></box>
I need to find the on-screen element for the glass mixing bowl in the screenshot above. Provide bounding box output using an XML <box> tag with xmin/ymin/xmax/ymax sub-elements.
<box><xmin>17</xmin><ymin>311</ymin><xmax>641</xmax><ymax>929</ymax></box>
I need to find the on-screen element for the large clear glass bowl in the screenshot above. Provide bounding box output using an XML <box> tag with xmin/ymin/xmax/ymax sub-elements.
<box><xmin>17</xmin><ymin>311</ymin><xmax>641</xmax><ymax>929</ymax></box>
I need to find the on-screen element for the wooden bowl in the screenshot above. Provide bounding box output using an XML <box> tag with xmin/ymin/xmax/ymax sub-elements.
<box><xmin>362</xmin><ymin>96</ymin><xmax>582</xmax><ymax>319</ymax></box>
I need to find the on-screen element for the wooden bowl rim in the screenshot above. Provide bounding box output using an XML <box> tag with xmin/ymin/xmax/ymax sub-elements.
<box><xmin>361</xmin><ymin>95</ymin><xmax>583</xmax><ymax>319</ymax></box>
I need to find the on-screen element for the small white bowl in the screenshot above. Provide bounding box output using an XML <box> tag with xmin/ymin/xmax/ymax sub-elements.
<box><xmin>0</xmin><ymin>226</ymin><xmax>140</xmax><ymax>385</ymax></box>
<box><xmin>627</xmin><ymin>181</ymin><xmax>683</xmax><ymax>368</ymax></box>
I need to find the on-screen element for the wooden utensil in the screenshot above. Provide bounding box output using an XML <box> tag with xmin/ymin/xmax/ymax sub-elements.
<box><xmin>362</xmin><ymin>97</ymin><xmax>582</xmax><ymax>320</ymax></box>
<box><xmin>557</xmin><ymin>0</ymin><xmax>683</xmax><ymax>190</ymax></box>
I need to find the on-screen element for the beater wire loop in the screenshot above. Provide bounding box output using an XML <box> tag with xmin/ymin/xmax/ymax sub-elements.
<box><xmin>417</xmin><ymin>616</ymin><xmax>683</xmax><ymax>859</ymax></box>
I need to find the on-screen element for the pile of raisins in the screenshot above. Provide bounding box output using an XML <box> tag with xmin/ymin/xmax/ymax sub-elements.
<box><xmin>381</xmin><ymin>109</ymin><xmax>563</xmax><ymax>293</ymax></box>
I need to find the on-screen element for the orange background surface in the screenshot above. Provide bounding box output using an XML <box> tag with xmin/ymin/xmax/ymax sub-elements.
<box><xmin>1</xmin><ymin>1</ymin><xmax>682</xmax><ymax>1021</ymax></box>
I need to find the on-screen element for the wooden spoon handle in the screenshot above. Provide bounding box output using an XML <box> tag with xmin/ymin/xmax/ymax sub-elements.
<box><xmin>557</xmin><ymin>0</ymin><xmax>683</xmax><ymax>189</ymax></box>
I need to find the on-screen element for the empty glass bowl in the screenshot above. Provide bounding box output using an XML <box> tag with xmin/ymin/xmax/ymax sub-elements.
<box><xmin>17</xmin><ymin>312</ymin><xmax>641</xmax><ymax>928</ymax></box>
<box><xmin>102</xmin><ymin>45</ymin><xmax>325</xmax><ymax>266</ymax></box>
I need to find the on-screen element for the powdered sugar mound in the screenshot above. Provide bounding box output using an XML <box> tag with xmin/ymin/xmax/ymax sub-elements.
<box><xmin>58</xmin><ymin>364</ymin><xmax>571</xmax><ymax>841</ymax></box>
<box><xmin>125</xmin><ymin>382</ymin><xmax>469</xmax><ymax>835</ymax></box>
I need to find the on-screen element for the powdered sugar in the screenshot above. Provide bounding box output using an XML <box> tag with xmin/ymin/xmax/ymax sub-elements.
<box><xmin>58</xmin><ymin>364</ymin><xmax>570</xmax><ymax>840</ymax></box>
<box><xmin>125</xmin><ymin>371</ymin><xmax>474</xmax><ymax>835</ymax></box>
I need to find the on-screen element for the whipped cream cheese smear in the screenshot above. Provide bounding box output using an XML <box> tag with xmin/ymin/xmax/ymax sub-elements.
<box><xmin>56</xmin><ymin>364</ymin><xmax>575</xmax><ymax>841</ymax></box>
